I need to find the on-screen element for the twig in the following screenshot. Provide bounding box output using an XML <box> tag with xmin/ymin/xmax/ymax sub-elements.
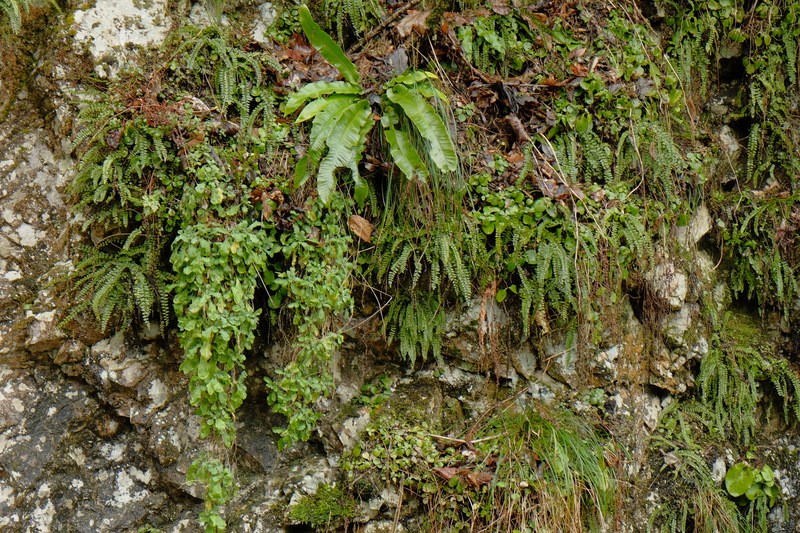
<box><xmin>391</xmin><ymin>480</ymin><xmax>404</xmax><ymax>533</ymax></box>
<box><xmin>427</xmin><ymin>433</ymin><xmax>503</xmax><ymax>445</ymax></box>
<box><xmin>347</xmin><ymin>0</ymin><xmax>421</xmax><ymax>55</ymax></box>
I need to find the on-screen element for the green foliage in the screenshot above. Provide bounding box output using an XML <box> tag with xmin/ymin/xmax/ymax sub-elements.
<box><xmin>61</xmin><ymin>239</ymin><xmax>171</xmax><ymax>333</ymax></box>
<box><xmin>187</xmin><ymin>456</ymin><xmax>236</xmax><ymax>532</ymax></box>
<box><xmin>648</xmin><ymin>310</ymin><xmax>797</xmax><ymax>532</ymax></box>
<box><xmin>0</xmin><ymin>0</ymin><xmax>29</xmax><ymax>34</ymax></box>
<box><xmin>351</xmin><ymin>375</ymin><xmax>393</xmax><ymax>407</ymax></box>
<box><xmin>285</xmin><ymin>9</ymin><xmax>457</xmax><ymax>204</ymax></box>
<box><xmin>298</xmin><ymin>5</ymin><xmax>359</xmax><ymax>84</ymax></box>
<box><xmin>721</xmin><ymin>194</ymin><xmax>799</xmax><ymax>321</ymax></box>
<box><xmin>384</xmin><ymin>292</ymin><xmax>444</xmax><ymax>366</ymax></box>
<box><xmin>288</xmin><ymin>483</ymin><xmax>355</xmax><ymax>531</ymax></box>
<box><xmin>344</xmin><ymin>404</ymin><xmax>616</xmax><ymax>532</ymax></box>
<box><xmin>456</xmin><ymin>14</ymin><xmax>539</xmax><ymax>76</ymax></box>
<box><xmin>372</xmin><ymin>171</ymin><xmax>482</xmax><ymax>363</ymax></box>
<box><xmin>63</xmin><ymin>26</ymin><xmax>289</xmax><ymax>530</ymax></box>
<box><xmin>265</xmin><ymin>196</ymin><xmax>354</xmax><ymax>449</ymax></box>
<box><xmin>472</xmin><ymin>175</ymin><xmax>652</xmax><ymax>337</ymax></box>
<box><xmin>725</xmin><ymin>463</ymin><xmax>780</xmax><ymax>507</ymax></box>
<box><xmin>647</xmin><ymin>401</ymin><xmax>743</xmax><ymax>533</ymax></box>
<box><xmin>698</xmin><ymin>313</ymin><xmax>800</xmax><ymax>446</ymax></box>
<box><xmin>172</xmin><ymin>220</ymin><xmax>274</xmax><ymax>446</ymax></box>
<box><xmin>174</xmin><ymin>26</ymin><xmax>266</xmax><ymax>112</ymax></box>
<box><xmin>321</xmin><ymin>0</ymin><xmax>384</xmax><ymax>43</ymax></box>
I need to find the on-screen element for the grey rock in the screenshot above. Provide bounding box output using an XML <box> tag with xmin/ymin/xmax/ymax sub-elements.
<box><xmin>647</xmin><ymin>258</ymin><xmax>688</xmax><ymax>311</ymax></box>
<box><xmin>509</xmin><ymin>341</ymin><xmax>538</xmax><ymax>380</ymax></box>
<box><xmin>672</xmin><ymin>204</ymin><xmax>712</xmax><ymax>249</ymax></box>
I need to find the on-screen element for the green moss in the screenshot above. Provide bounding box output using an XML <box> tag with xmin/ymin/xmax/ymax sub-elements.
<box><xmin>288</xmin><ymin>484</ymin><xmax>355</xmax><ymax>531</ymax></box>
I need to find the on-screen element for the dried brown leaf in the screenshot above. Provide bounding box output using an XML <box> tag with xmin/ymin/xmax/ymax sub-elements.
<box><xmin>348</xmin><ymin>215</ymin><xmax>374</xmax><ymax>243</ymax></box>
<box><xmin>465</xmin><ymin>470</ymin><xmax>494</xmax><ymax>487</ymax></box>
<box><xmin>433</xmin><ymin>467</ymin><xmax>459</xmax><ymax>481</ymax></box>
<box><xmin>397</xmin><ymin>10</ymin><xmax>430</xmax><ymax>38</ymax></box>
<box><xmin>569</xmin><ymin>63</ymin><xmax>589</xmax><ymax>77</ymax></box>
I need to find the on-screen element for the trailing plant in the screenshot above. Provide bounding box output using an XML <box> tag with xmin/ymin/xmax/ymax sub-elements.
<box><xmin>284</xmin><ymin>5</ymin><xmax>457</xmax><ymax>205</ymax></box>
<box><xmin>171</xmin><ymin>219</ymin><xmax>273</xmax><ymax>447</ymax></box>
<box><xmin>63</xmin><ymin>26</ymin><xmax>289</xmax><ymax>531</ymax></box>
<box><xmin>264</xmin><ymin>195</ymin><xmax>354</xmax><ymax>449</ymax></box>
<box><xmin>187</xmin><ymin>456</ymin><xmax>237</xmax><ymax>531</ymax></box>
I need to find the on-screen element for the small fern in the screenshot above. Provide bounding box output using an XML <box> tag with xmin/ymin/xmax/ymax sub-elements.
<box><xmin>385</xmin><ymin>292</ymin><xmax>444</xmax><ymax>366</ymax></box>
<box><xmin>0</xmin><ymin>0</ymin><xmax>29</xmax><ymax>34</ymax></box>
<box><xmin>322</xmin><ymin>0</ymin><xmax>384</xmax><ymax>43</ymax></box>
<box><xmin>61</xmin><ymin>239</ymin><xmax>171</xmax><ymax>333</ymax></box>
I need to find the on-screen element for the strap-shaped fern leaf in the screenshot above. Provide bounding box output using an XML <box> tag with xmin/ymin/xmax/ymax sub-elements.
<box><xmin>299</xmin><ymin>5</ymin><xmax>360</xmax><ymax>85</ymax></box>
<box><xmin>284</xmin><ymin>81</ymin><xmax>362</xmax><ymax>115</ymax></box>
<box><xmin>382</xmin><ymin>124</ymin><xmax>429</xmax><ymax>181</ymax></box>
<box><xmin>386</xmin><ymin>84</ymin><xmax>458</xmax><ymax>173</ymax></box>
<box><xmin>386</xmin><ymin>70</ymin><xmax>438</xmax><ymax>88</ymax></box>
<box><xmin>316</xmin><ymin>99</ymin><xmax>372</xmax><ymax>203</ymax></box>
<box><xmin>295</xmin><ymin>95</ymin><xmax>363</xmax><ymax>188</ymax></box>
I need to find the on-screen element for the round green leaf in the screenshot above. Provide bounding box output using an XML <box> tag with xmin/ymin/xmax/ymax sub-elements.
<box><xmin>725</xmin><ymin>463</ymin><xmax>756</xmax><ymax>497</ymax></box>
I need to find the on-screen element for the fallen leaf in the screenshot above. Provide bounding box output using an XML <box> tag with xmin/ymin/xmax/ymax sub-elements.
<box><xmin>397</xmin><ymin>10</ymin><xmax>431</xmax><ymax>38</ymax></box>
<box><xmin>465</xmin><ymin>470</ymin><xmax>494</xmax><ymax>487</ymax></box>
<box><xmin>506</xmin><ymin>151</ymin><xmax>524</xmax><ymax>164</ymax></box>
<box><xmin>433</xmin><ymin>467</ymin><xmax>459</xmax><ymax>481</ymax></box>
<box><xmin>540</xmin><ymin>76</ymin><xmax>567</xmax><ymax>87</ymax></box>
<box><xmin>261</xmin><ymin>192</ymin><xmax>273</xmax><ymax>220</ymax></box>
<box><xmin>348</xmin><ymin>215</ymin><xmax>374</xmax><ymax>243</ymax></box>
<box><xmin>568</xmin><ymin>47</ymin><xmax>587</xmax><ymax>59</ymax></box>
<box><xmin>569</xmin><ymin>63</ymin><xmax>589</xmax><ymax>77</ymax></box>
<box><xmin>491</xmin><ymin>0</ymin><xmax>511</xmax><ymax>15</ymax></box>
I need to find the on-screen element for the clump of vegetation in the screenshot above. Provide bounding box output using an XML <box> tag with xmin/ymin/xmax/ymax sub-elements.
<box><xmin>344</xmin><ymin>403</ymin><xmax>617</xmax><ymax>532</ymax></box>
<box><xmin>284</xmin><ymin>6</ymin><xmax>457</xmax><ymax>205</ymax></box>
<box><xmin>647</xmin><ymin>310</ymin><xmax>795</xmax><ymax>532</ymax></box>
<box><xmin>64</xmin><ymin>24</ymin><xmax>305</xmax><ymax>531</ymax></box>
<box><xmin>288</xmin><ymin>483</ymin><xmax>356</xmax><ymax>531</ymax></box>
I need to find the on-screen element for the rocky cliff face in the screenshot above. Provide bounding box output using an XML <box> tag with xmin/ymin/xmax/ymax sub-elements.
<box><xmin>1</xmin><ymin>1</ymin><xmax>799</xmax><ymax>532</ymax></box>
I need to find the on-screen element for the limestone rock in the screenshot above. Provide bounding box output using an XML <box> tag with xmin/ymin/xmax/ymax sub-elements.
<box><xmin>646</xmin><ymin>258</ymin><xmax>688</xmax><ymax>311</ymax></box>
<box><xmin>672</xmin><ymin>204</ymin><xmax>712</xmax><ymax>249</ymax></box>
<box><xmin>72</xmin><ymin>0</ymin><xmax>172</xmax><ymax>70</ymax></box>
